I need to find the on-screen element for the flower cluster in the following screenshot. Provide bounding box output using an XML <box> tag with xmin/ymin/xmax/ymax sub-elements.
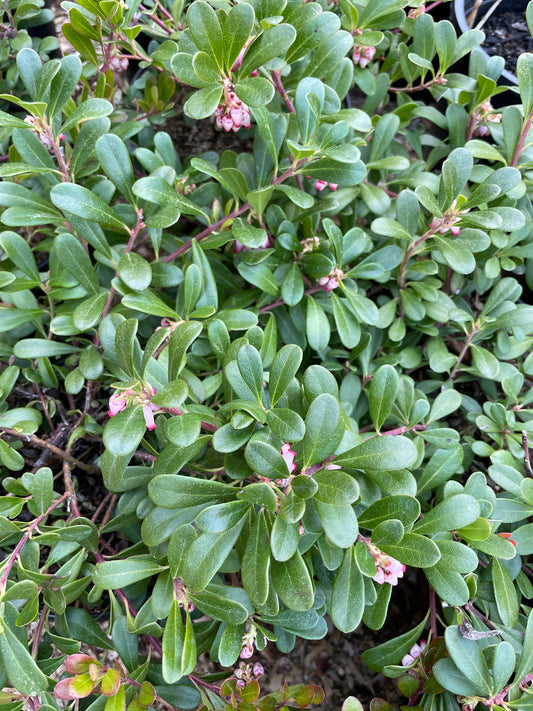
<box><xmin>372</xmin><ymin>550</ymin><xmax>405</xmax><ymax>585</ymax></box>
<box><xmin>24</xmin><ymin>115</ymin><xmax>65</xmax><ymax>151</ymax></box>
<box><xmin>352</xmin><ymin>44</ymin><xmax>376</xmax><ymax>68</ymax></box>
<box><xmin>470</xmin><ymin>100</ymin><xmax>502</xmax><ymax>138</ymax></box>
<box><xmin>109</xmin><ymin>55</ymin><xmax>129</xmax><ymax>72</ymax></box>
<box><xmin>108</xmin><ymin>384</ymin><xmax>161</xmax><ymax>430</ymax></box>
<box><xmin>214</xmin><ymin>84</ymin><xmax>251</xmax><ymax>132</ymax></box>
<box><xmin>318</xmin><ymin>266</ymin><xmax>344</xmax><ymax>291</ymax></box>
<box><xmin>430</xmin><ymin>200</ymin><xmax>467</xmax><ymax>237</ymax></box>
<box><xmin>313</xmin><ymin>179</ymin><xmax>338</xmax><ymax>191</ymax></box>
<box><xmin>402</xmin><ymin>640</ymin><xmax>426</xmax><ymax>667</ymax></box>
<box><xmin>360</xmin><ymin>537</ymin><xmax>406</xmax><ymax>586</ymax></box>
<box><xmin>234</xmin><ymin>661</ymin><xmax>264</xmax><ymax>688</ymax></box>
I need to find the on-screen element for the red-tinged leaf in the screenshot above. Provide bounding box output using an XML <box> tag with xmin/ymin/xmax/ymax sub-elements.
<box><xmin>293</xmin><ymin>686</ymin><xmax>314</xmax><ymax>707</ymax></box>
<box><xmin>101</xmin><ymin>668</ymin><xmax>121</xmax><ymax>696</ymax></box>
<box><xmin>240</xmin><ymin>681</ymin><xmax>260</xmax><ymax>702</ymax></box>
<box><xmin>54</xmin><ymin>673</ymin><xmax>95</xmax><ymax>700</ymax></box>
<box><xmin>137</xmin><ymin>681</ymin><xmax>156</xmax><ymax>706</ymax></box>
<box><xmin>309</xmin><ymin>685</ymin><xmax>325</xmax><ymax>704</ymax></box>
<box><xmin>89</xmin><ymin>663</ymin><xmax>105</xmax><ymax>682</ymax></box>
<box><xmin>65</xmin><ymin>654</ymin><xmax>100</xmax><ymax>674</ymax></box>
<box><xmin>220</xmin><ymin>678</ymin><xmax>237</xmax><ymax>695</ymax></box>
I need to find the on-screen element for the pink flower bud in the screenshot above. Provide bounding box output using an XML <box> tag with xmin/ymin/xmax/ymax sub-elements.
<box><xmin>240</xmin><ymin>645</ymin><xmax>254</xmax><ymax>659</ymax></box>
<box><xmin>281</xmin><ymin>443</ymin><xmax>297</xmax><ymax>473</ymax></box>
<box><xmin>253</xmin><ymin>663</ymin><xmax>264</xmax><ymax>677</ymax></box>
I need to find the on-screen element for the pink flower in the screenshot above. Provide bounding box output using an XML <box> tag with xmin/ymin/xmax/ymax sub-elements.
<box><xmin>372</xmin><ymin>552</ymin><xmax>405</xmax><ymax>586</ymax></box>
<box><xmin>318</xmin><ymin>267</ymin><xmax>343</xmax><ymax>292</ymax></box>
<box><xmin>215</xmin><ymin>88</ymin><xmax>251</xmax><ymax>133</ymax></box>
<box><xmin>402</xmin><ymin>640</ymin><xmax>426</xmax><ymax>667</ymax></box>
<box><xmin>108</xmin><ymin>392</ymin><xmax>127</xmax><ymax>417</ymax></box>
<box><xmin>142</xmin><ymin>404</ymin><xmax>158</xmax><ymax>431</ymax></box>
<box><xmin>308</xmin><ymin>178</ymin><xmax>338</xmax><ymax>192</ymax></box>
<box><xmin>240</xmin><ymin>645</ymin><xmax>254</xmax><ymax>659</ymax></box>
<box><xmin>353</xmin><ymin>44</ymin><xmax>375</xmax><ymax>68</ymax></box>
<box><xmin>281</xmin><ymin>443</ymin><xmax>297</xmax><ymax>473</ymax></box>
<box><xmin>108</xmin><ymin>385</ymin><xmax>161</xmax><ymax>430</ymax></box>
<box><xmin>253</xmin><ymin>663</ymin><xmax>264</xmax><ymax>678</ymax></box>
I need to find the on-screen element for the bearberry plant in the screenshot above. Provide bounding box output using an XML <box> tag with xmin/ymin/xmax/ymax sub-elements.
<box><xmin>2</xmin><ymin>0</ymin><xmax>533</xmax><ymax>709</ymax></box>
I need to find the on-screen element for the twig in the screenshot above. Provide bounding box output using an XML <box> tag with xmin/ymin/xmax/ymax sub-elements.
<box><xmin>511</xmin><ymin>107</ymin><xmax>533</xmax><ymax>167</ymax></box>
<box><xmin>1</xmin><ymin>429</ymin><xmax>99</xmax><ymax>474</ymax></box>
<box><xmin>271</xmin><ymin>70</ymin><xmax>295</xmax><ymax>113</ymax></box>
<box><xmin>389</xmin><ymin>76</ymin><xmax>447</xmax><ymax>94</ymax></box>
<box><xmin>63</xmin><ymin>460</ymin><xmax>81</xmax><ymax>518</ymax></box>
<box><xmin>0</xmin><ymin>493</ymin><xmax>69</xmax><ymax>591</ymax></box>
<box><xmin>258</xmin><ymin>285</ymin><xmax>323</xmax><ymax>314</ymax></box>
<box><xmin>162</xmin><ymin>163</ymin><xmax>306</xmax><ymax>263</ymax></box>
<box><xmin>523</xmin><ymin>431</ymin><xmax>533</xmax><ymax>477</ymax></box>
<box><xmin>449</xmin><ymin>324</ymin><xmax>479</xmax><ymax>381</ymax></box>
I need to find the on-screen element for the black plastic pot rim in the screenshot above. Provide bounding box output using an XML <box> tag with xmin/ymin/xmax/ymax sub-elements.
<box><xmin>453</xmin><ymin>0</ymin><xmax>520</xmax><ymax>85</ymax></box>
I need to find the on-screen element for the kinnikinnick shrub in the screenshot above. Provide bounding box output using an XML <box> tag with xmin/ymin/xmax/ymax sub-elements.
<box><xmin>1</xmin><ymin>0</ymin><xmax>533</xmax><ymax>709</ymax></box>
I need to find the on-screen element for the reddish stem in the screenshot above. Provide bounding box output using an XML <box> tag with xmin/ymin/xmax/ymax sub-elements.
<box><xmin>271</xmin><ymin>70</ymin><xmax>295</xmax><ymax>113</ymax></box>
<box><xmin>511</xmin><ymin>106</ymin><xmax>533</xmax><ymax>167</ymax></box>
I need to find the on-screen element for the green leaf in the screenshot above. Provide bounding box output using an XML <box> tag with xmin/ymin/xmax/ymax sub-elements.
<box><xmin>380</xmin><ymin>533</ymin><xmax>440</xmax><ymax>567</ymax></box>
<box><xmin>428</xmin><ymin>389</ymin><xmax>461</xmax><ymax>423</ymax></box>
<box><xmin>122</xmin><ymin>292</ymin><xmax>178</xmax><ymax>320</ymax></box>
<box><xmin>470</xmin><ymin>344</ymin><xmax>500</xmax><ymax>379</ymax></box>
<box><xmin>359</xmin><ymin>496</ymin><xmax>420</xmax><ymax>530</ymax></box>
<box><xmin>271</xmin><ymin>551</ymin><xmax>314</xmax><ymax>611</ymax></box>
<box><xmin>334</xmin><ymin>436</ymin><xmax>417</xmax><ymax>471</ymax></box>
<box><xmin>163</xmin><ymin>602</ymin><xmax>196</xmax><ymax>683</ymax></box>
<box><xmin>269</xmin><ymin>344</ymin><xmax>303</xmax><ymax>406</ymax></box>
<box><xmin>369</xmin><ymin>365</ymin><xmax>399</xmax><ymax>432</ymax></box>
<box><xmin>314</xmin><ymin>500</ymin><xmax>358</xmax><ymax>548</ymax></box>
<box><xmin>55</xmin><ymin>232</ymin><xmax>99</xmax><ymax>294</ymax></box>
<box><xmin>234</xmin><ymin>77</ymin><xmax>275</xmax><ymax>107</ymax></box>
<box><xmin>196</xmin><ymin>501</ymin><xmax>251</xmax><ymax>533</ymax></box>
<box><xmin>103</xmin><ymin>406</ymin><xmax>147</xmax><ymax>456</ymax></box>
<box><xmin>303</xmin><ymin>393</ymin><xmax>341</xmax><ymax>468</ymax></box>
<box><xmin>331</xmin><ymin>548</ymin><xmax>364</xmax><ymax>632</ymax></box>
<box><xmin>61</xmin><ymin>98</ymin><xmax>113</xmax><ymax>132</ymax></box>
<box><xmin>518</xmin><ymin>53</ymin><xmax>533</xmax><ymax>117</ymax></box>
<box><xmin>223</xmin><ymin>3</ymin><xmax>255</xmax><ymax>71</ymax></box>
<box><xmin>149</xmin><ymin>475</ymin><xmax>235</xmax><ymax>508</ymax></box>
<box><xmin>361</xmin><ymin>617</ymin><xmax>427</xmax><ymax>672</ymax></box>
<box><xmin>182</xmin><ymin>523</ymin><xmax>247</xmax><ymax>592</ymax></box>
<box><xmin>444</xmin><ymin>625</ymin><xmax>492</xmax><ymax>695</ymax></box>
<box><xmin>0</xmin><ymin>622</ymin><xmax>48</xmax><ymax>695</ymax></box>
<box><xmin>13</xmin><ymin>339</ymin><xmax>79</xmax><ymax>358</ymax></box>
<box><xmin>267</xmin><ymin>408</ymin><xmax>305</xmax><ymax>443</ymax></box>
<box><xmin>168</xmin><ymin>321</ymin><xmax>203</xmax><ymax>381</ymax></box>
<box><xmin>118</xmin><ymin>252</ymin><xmax>152</xmax><ymax>291</ymax></box>
<box><xmin>96</xmin><ymin>134</ymin><xmax>136</xmax><ymax>205</ymax></box>
<box><xmin>516</xmin><ymin>605</ymin><xmax>533</xmax><ymax>680</ymax></box>
<box><xmin>185</xmin><ymin>85</ymin><xmax>224</xmax><ymax>120</ymax></box>
<box><xmin>330</xmin><ymin>292</ymin><xmax>361</xmax><ymax>348</ymax></box>
<box><xmin>240</xmin><ymin>24</ymin><xmax>296</xmax><ymax>76</ymax></box>
<box><xmin>412</xmin><ymin>494</ymin><xmax>480</xmax><ymax>534</ymax></box>
<box><xmin>232</xmin><ymin>218</ymin><xmax>268</xmax><ymax>249</ymax></box>
<box><xmin>93</xmin><ymin>557</ymin><xmax>165</xmax><ymax>589</ymax></box>
<box><xmin>492</xmin><ymin>558</ymin><xmax>519</xmax><ymax>628</ymax></box>
<box><xmin>237</xmin><ymin>344</ymin><xmax>263</xmax><ymax>402</ymax></box>
<box><xmin>188</xmin><ymin>1</ymin><xmax>224</xmax><ymax>70</ymax></box>
<box><xmin>314</xmin><ymin>469</ymin><xmax>359</xmax><ymax>505</ymax></box>
<box><xmin>242</xmin><ymin>510</ymin><xmax>270</xmax><ymax>606</ymax></box>
<box><xmin>51</xmin><ymin>184</ymin><xmax>127</xmax><ymax>231</ymax></box>
<box><xmin>306</xmin><ymin>296</ymin><xmax>330</xmax><ymax>352</ymax></box>
<box><xmin>245</xmin><ymin>439</ymin><xmax>291</xmax><ymax>479</ymax></box>
<box><xmin>432</xmin><ymin>235</ymin><xmax>475</xmax><ymax>274</ymax></box>
<box><xmin>270</xmin><ymin>514</ymin><xmax>299</xmax><ymax>562</ymax></box>
<box><xmin>0</xmin><ymin>231</ymin><xmax>40</xmax><ymax>281</ymax></box>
